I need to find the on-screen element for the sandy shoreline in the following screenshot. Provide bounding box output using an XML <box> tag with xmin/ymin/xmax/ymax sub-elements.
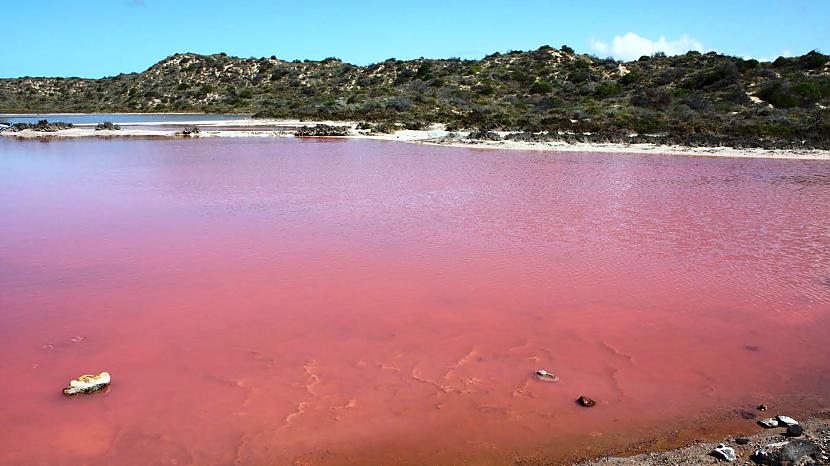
<box><xmin>2</xmin><ymin>119</ymin><xmax>830</xmax><ymax>161</ymax></box>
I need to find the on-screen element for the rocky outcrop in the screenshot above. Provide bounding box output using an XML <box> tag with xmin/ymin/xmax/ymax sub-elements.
<box><xmin>294</xmin><ymin>124</ymin><xmax>349</xmax><ymax>137</ymax></box>
<box><xmin>10</xmin><ymin>119</ymin><xmax>73</xmax><ymax>132</ymax></box>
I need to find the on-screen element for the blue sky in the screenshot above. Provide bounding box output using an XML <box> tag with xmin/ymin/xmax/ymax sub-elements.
<box><xmin>3</xmin><ymin>0</ymin><xmax>828</xmax><ymax>78</ymax></box>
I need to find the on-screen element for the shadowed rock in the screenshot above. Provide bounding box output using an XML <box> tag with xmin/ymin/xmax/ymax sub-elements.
<box><xmin>751</xmin><ymin>440</ymin><xmax>819</xmax><ymax>465</ymax></box>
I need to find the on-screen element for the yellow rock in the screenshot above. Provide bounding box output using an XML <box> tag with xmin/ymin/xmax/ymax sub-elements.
<box><xmin>63</xmin><ymin>372</ymin><xmax>111</xmax><ymax>395</ymax></box>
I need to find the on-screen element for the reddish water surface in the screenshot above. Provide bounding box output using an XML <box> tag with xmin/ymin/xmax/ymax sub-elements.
<box><xmin>1</xmin><ymin>138</ymin><xmax>829</xmax><ymax>465</ymax></box>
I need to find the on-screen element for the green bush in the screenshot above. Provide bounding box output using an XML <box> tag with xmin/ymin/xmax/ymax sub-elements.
<box><xmin>95</xmin><ymin>121</ymin><xmax>121</xmax><ymax>131</ymax></box>
<box><xmin>796</xmin><ymin>50</ymin><xmax>828</xmax><ymax>70</ymax></box>
<box><xmin>619</xmin><ymin>71</ymin><xmax>640</xmax><ymax>86</ymax></box>
<box><xmin>529</xmin><ymin>81</ymin><xmax>552</xmax><ymax>94</ymax></box>
<box><xmin>757</xmin><ymin>81</ymin><xmax>799</xmax><ymax>108</ymax></box>
<box><xmin>593</xmin><ymin>81</ymin><xmax>622</xmax><ymax>98</ymax></box>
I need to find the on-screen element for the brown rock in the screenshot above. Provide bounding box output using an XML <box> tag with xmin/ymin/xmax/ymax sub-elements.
<box><xmin>577</xmin><ymin>396</ymin><xmax>597</xmax><ymax>407</ymax></box>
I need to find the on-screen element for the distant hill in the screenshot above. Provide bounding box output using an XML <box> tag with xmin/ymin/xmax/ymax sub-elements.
<box><xmin>1</xmin><ymin>46</ymin><xmax>829</xmax><ymax>148</ymax></box>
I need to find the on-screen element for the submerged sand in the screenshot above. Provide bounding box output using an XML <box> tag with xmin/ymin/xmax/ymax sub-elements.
<box><xmin>2</xmin><ymin>118</ymin><xmax>830</xmax><ymax>161</ymax></box>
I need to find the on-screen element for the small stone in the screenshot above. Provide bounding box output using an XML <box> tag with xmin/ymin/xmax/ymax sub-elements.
<box><xmin>63</xmin><ymin>372</ymin><xmax>111</xmax><ymax>396</ymax></box>
<box><xmin>576</xmin><ymin>396</ymin><xmax>596</xmax><ymax>407</ymax></box>
<box><xmin>535</xmin><ymin>369</ymin><xmax>559</xmax><ymax>382</ymax></box>
<box><xmin>776</xmin><ymin>415</ymin><xmax>799</xmax><ymax>426</ymax></box>
<box><xmin>758</xmin><ymin>417</ymin><xmax>780</xmax><ymax>428</ymax></box>
<box><xmin>757</xmin><ymin>404</ymin><xmax>768</xmax><ymax>411</ymax></box>
<box><xmin>751</xmin><ymin>447</ymin><xmax>773</xmax><ymax>464</ymax></box>
<box><xmin>785</xmin><ymin>424</ymin><xmax>804</xmax><ymax>437</ymax></box>
<box><xmin>735</xmin><ymin>437</ymin><xmax>750</xmax><ymax>445</ymax></box>
<box><xmin>711</xmin><ymin>444</ymin><xmax>737</xmax><ymax>462</ymax></box>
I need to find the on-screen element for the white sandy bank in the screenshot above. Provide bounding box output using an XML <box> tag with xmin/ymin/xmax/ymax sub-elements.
<box><xmin>2</xmin><ymin>119</ymin><xmax>829</xmax><ymax>161</ymax></box>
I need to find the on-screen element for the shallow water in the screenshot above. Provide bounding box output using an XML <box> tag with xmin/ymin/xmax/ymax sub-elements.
<box><xmin>1</xmin><ymin>138</ymin><xmax>829</xmax><ymax>465</ymax></box>
<box><xmin>0</xmin><ymin>113</ymin><xmax>249</xmax><ymax>125</ymax></box>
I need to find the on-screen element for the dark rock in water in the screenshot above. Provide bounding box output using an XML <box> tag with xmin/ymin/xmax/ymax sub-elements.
<box><xmin>758</xmin><ymin>417</ymin><xmax>780</xmax><ymax>428</ymax></box>
<box><xmin>176</xmin><ymin>126</ymin><xmax>201</xmax><ymax>137</ymax></box>
<box><xmin>757</xmin><ymin>404</ymin><xmax>768</xmax><ymax>411</ymax></box>
<box><xmin>744</xmin><ymin>345</ymin><xmax>760</xmax><ymax>352</ymax></box>
<box><xmin>735</xmin><ymin>437</ymin><xmax>751</xmax><ymax>445</ymax></box>
<box><xmin>739</xmin><ymin>409</ymin><xmax>757</xmax><ymax>419</ymax></box>
<box><xmin>576</xmin><ymin>396</ymin><xmax>596</xmax><ymax>407</ymax></box>
<box><xmin>785</xmin><ymin>424</ymin><xmax>803</xmax><ymax>437</ymax></box>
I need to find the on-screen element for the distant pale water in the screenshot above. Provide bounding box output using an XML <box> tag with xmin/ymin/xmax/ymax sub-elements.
<box><xmin>0</xmin><ymin>138</ymin><xmax>829</xmax><ymax>465</ymax></box>
<box><xmin>0</xmin><ymin>113</ymin><xmax>249</xmax><ymax>125</ymax></box>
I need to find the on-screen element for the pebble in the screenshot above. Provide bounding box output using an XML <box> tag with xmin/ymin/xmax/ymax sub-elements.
<box><xmin>776</xmin><ymin>415</ymin><xmax>799</xmax><ymax>426</ymax></box>
<box><xmin>711</xmin><ymin>444</ymin><xmax>737</xmax><ymax>462</ymax></box>
<box><xmin>757</xmin><ymin>404</ymin><xmax>768</xmax><ymax>411</ymax></box>
<box><xmin>735</xmin><ymin>437</ymin><xmax>750</xmax><ymax>445</ymax></box>
<box><xmin>534</xmin><ymin>369</ymin><xmax>559</xmax><ymax>382</ymax></box>
<box><xmin>577</xmin><ymin>396</ymin><xmax>596</xmax><ymax>407</ymax></box>
<box><xmin>758</xmin><ymin>417</ymin><xmax>780</xmax><ymax>428</ymax></box>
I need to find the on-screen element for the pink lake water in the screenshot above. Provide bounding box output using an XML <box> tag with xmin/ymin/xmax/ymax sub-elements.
<box><xmin>1</xmin><ymin>138</ymin><xmax>829</xmax><ymax>465</ymax></box>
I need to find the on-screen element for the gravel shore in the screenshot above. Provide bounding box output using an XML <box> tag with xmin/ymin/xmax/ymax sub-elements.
<box><xmin>576</xmin><ymin>412</ymin><xmax>830</xmax><ymax>465</ymax></box>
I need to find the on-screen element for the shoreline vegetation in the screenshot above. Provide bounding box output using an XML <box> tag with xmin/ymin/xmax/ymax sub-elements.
<box><xmin>1</xmin><ymin>46</ymin><xmax>829</xmax><ymax>150</ymax></box>
<box><xmin>2</xmin><ymin>118</ymin><xmax>829</xmax><ymax>160</ymax></box>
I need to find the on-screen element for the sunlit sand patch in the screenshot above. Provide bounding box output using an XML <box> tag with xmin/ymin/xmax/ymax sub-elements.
<box><xmin>329</xmin><ymin>398</ymin><xmax>358</xmax><ymax>420</ymax></box>
<box><xmin>285</xmin><ymin>401</ymin><xmax>311</xmax><ymax>425</ymax></box>
<box><xmin>442</xmin><ymin>348</ymin><xmax>479</xmax><ymax>380</ymax></box>
<box><xmin>511</xmin><ymin>380</ymin><xmax>534</xmax><ymax>398</ymax></box>
<box><xmin>303</xmin><ymin>360</ymin><xmax>321</xmax><ymax>396</ymax></box>
<box><xmin>410</xmin><ymin>367</ymin><xmax>450</xmax><ymax>393</ymax></box>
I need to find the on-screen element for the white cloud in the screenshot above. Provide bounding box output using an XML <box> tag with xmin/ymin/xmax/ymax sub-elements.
<box><xmin>588</xmin><ymin>32</ymin><xmax>705</xmax><ymax>61</ymax></box>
